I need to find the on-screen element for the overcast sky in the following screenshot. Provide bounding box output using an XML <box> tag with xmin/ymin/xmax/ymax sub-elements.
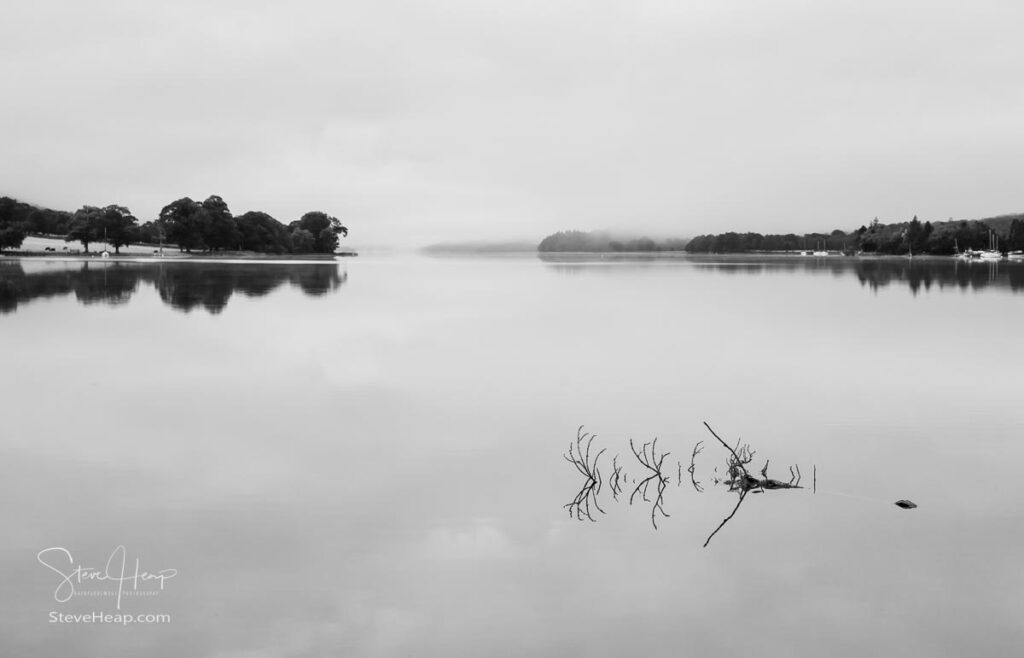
<box><xmin>4</xmin><ymin>0</ymin><xmax>1024</xmax><ymax>246</ymax></box>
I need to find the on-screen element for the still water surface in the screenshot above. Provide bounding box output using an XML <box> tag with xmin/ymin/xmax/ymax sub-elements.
<box><xmin>1</xmin><ymin>255</ymin><xmax>1023</xmax><ymax>656</ymax></box>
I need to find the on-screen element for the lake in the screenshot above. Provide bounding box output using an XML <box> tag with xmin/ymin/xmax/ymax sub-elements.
<box><xmin>2</xmin><ymin>254</ymin><xmax>1023</xmax><ymax>656</ymax></box>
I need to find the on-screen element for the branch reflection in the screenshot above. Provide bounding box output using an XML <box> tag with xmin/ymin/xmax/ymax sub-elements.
<box><xmin>562</xmin><ymin>423</ymin><xmax>811</xmax><ymax>547</ymax></box>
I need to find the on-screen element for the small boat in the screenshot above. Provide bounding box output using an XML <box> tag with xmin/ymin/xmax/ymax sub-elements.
<box><xmin>1008</xmin><ymin>250</ymin><xmax>1024</xmax><ymax>261</ymax></box>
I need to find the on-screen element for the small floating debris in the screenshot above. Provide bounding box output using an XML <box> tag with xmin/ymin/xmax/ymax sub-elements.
<box><xmin>894</xmin><ymin>499</ymin><xmax>917</xmax><ymax>509</ymax></box>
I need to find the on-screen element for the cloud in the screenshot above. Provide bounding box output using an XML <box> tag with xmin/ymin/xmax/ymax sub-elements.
<box><xmin>5</xmin><ymin>0</ymin><xmax>1024</xmax><ymax>245</ymax></box>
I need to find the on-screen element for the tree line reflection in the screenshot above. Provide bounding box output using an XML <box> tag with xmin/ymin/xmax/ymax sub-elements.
<box><xmin>539</xmin><ymin>254</ymin><xmax>1024</xmax><ymax>294</ymax></box>
<box><xmin>0</xmin><ymin>261</ymin><xmax>346</xmax><ymax>314</ymax></box>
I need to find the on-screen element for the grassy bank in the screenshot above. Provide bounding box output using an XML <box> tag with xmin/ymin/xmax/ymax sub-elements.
<box><xmin>2</xmin><ymin>235</ymin><xmax>356</xmax><ymax>260</ymax></box>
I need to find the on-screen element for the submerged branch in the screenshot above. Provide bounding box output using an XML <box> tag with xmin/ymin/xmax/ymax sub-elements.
<box><xmin>689</xmin><ymin>441</ymin><xmax>704</xmax><ymax>493</ymax></box>
<box><xmin>628</xmin><ymin>437</ymin><xmax>671</xmax><ymax>529</ymax></box>
<box><xmin>563</xmin><ymin>426</ymin><xmax>607</xmax><ymax>521</ymax></box>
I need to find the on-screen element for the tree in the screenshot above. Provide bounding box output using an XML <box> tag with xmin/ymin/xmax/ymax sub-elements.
<box><xmin>1008</xmin><ymin>219</ymin><xmax>1024</xmax><ymax>252</ymax></box>
<box><xmin>136</xmin><ymin>221</ymin><xmax>162</xmax><ymax>244</ymax></box>
<box><xmin>96</xmin><ymin>205</ymin><xmax>138</xmax><ymax>254</ymax></box>
<box><xmin>236</xmin><ymin>211</ymin><xmax>292</xmax><ymax>253</ymax></box>
<box><xmin>200</xmin><ymin>195</ymin><xmax>239</xmax><ymax>251</ymax></box>
<box><xmin>0</xmin><ymin>225</ymin><xmax>26</xmax><ymax>251</ymax></box>
<box><xmin>906</xmin><ymin>215</ymin><xmax>924</xmax><ymax>254</ymax></box>
<box><xmin>0</xmin><ymin>197</ymin><xmax>29</xmax><ymax>251</ymax></box>
<box><xmin>316</xmin><ymin>227</ymin><xmax>340</xmax><ymax>253</ymax></box>
<box><xmin>65</xmin><ymin>206</ymin><xmax>104</xmax><ymax>252</ymax></box>
<box><xmin>290</xmin><ymin>211</ymin><xmax>347</xmax><ymax>253</ymax></box>
<box><xmin>160</xmin><ymin>198</ymin><xmax>205</xmax><ymax>252</ymax></box>
<box><xmin>290</xmin><ymin>228</ymin><xmax>315</xmax><ymax>253</ymax></box>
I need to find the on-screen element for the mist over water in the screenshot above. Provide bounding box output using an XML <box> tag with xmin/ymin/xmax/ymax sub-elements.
<box><xmin>2</xmin><ymin>255</ymin><xmax>1022</xmax><ymax>656</ymax></box>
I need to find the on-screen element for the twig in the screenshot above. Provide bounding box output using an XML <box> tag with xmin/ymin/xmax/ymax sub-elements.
<box><xmin>688</xmin><ymin>441</ymin><xmax>704</xmax><ymax>492</ymax></box>
<box><xmin>703</xmin><ymin>421</ymin><xmax>752</xmax><ymax>480</ymax></box>
<box><xmin>628</xmin><ymin>437</ymin><xmax>671</xmax><ymax>529</ymax></box>
<box><xmin>610</xmin><ymin>455</ymin><xmax>623</xmax><ymax>501</ymax></box>
<box><xmin>563</xmin><ymin>426</ymin><xmax>606</xmax><ymax>521</ymax></box>
<box><xmin>704</xmin><ymin>489</ymin><xmax>748</xmax><ymax>548</ymax></box>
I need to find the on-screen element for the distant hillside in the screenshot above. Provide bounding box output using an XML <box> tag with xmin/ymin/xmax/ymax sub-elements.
<box><xmin>537</xmin><ymin>230</ymin><xmax>690</xmax><ymax>253</ymax></box>
<box><xmin>968</xmin><ymin>213</ymin><xmax>1024</xmax><ymax>235</ymax></box>
<box><xmin>421</xmin><ymin>240</ymin><xmax>537</xmax><ymax>254</ymax></box>
<box><xmin>685</xmin><ymin>213</ymin><xmax>1024</xmax><ymax>256</ymax></box>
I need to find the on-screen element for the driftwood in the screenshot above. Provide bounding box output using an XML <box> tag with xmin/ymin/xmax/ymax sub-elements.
<box><xmin>701</xmin><ymin>422</ymin><xmax>806</xmax><ymax>547</ymax></box>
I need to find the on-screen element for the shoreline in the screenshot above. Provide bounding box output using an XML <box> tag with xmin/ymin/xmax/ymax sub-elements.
<box><xmin>1</xmin><ymin>250</ymin><xmax>357</xmax><ymax>262</ymax></box>
<box><xmin>536</xmin><ymin>250</ymin><xmax>993</xmax><ymax>259</ymax></box>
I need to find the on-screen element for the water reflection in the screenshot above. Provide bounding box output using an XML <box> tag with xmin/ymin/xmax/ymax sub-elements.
<box><xmin>1</xmin><ymin>254</ymin><xmax>1019</xmax><ymax>656</ymax></box>
<box><xmin>538</xmin><ymin>253</ymin><xmax>1024</xmax><ymax>294</ymax></box>
<box><xmin>565</xmin><ymin>423</ymin><xmax>813</xmax><ymax>547</ymax></box>
<box><xmin>0</xmin><ymin>260</ymin><xmax>346</xmax><ymax>314</ymax></box>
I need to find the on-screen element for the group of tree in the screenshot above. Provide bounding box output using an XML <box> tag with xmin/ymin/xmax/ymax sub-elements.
<box><xmin>538</xmin><ymin>230</ymin><xmax>690</xmax><ymax>252</ymax></box>
<box><xmin>684</xmin><ymin>231</ymin><xmax>838</xmax><ymax>253</ymax></box>
<box><xmin>150</xmin><ymin>196</ymin><xmax>347</xmax><ymax>254</ymax></box>
<box><xmin>685</xmin><ymin>214</ymin><xmax>1024</xmax><ymax>255</ymax></box>
<box><xmin>0</xmin><ymin>197</ymin><xmax>72</xmax><ymax>251</ymax></box>
<box><xmin>64</xmin><ymin>205</ymin><xmax>140</xmax><ymax>253</ymax></box>
<box><xmin>0</xmin><ymin>194</ymin><xmax>348</xmax><ymax>255</ymax></box>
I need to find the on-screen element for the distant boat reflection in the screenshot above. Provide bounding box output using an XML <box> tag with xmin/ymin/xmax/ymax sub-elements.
<box><xmin>0</xmin><ymin>260</ymin><xmax>346</xmax><ymax>314</ymax></box>
<box><xmin>538</xmin><ymin>253</ymin><xmax>1024</xmax><ymax>295</ymax></box>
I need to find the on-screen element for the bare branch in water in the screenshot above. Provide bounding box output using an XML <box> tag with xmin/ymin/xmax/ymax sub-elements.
<box><xmin>610</xmin><ymin>455</ymin><xmax>624</xmax><ymax>501</ymax></box>
<box><xmin>701</xmin><ymin>422</ymin><xmax>806</xmax><ymax>546</ymax></box>
<box><xmin>560</xmin><ymin>423</ymin><xmax>815</xmax><ymax>544</ymax></box>
<box><xmin>703</xmin><ymin>421</ymin><xmax>745</xmax><ymax>473</ymax></box>
<box><xmin>703</xmin><ymin>422</ymin><xmax>756</xmax><ymax>488</ymax></box>
<box><xmin>563</xmin><ymin>426</ymin><xmax>607</xmax><ymax>521</ymax></box>
<box><xmin>689</xmin><ymin>441</ymin><xmax>704</xmax><ymax>493</ymax></box>
<box><xmin>628</xmin><ymin>437</ymin><xmax>671</xmax><ymax>529</ymax></box>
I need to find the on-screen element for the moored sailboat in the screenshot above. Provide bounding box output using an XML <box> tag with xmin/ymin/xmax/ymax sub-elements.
<box><xmin>978</xmin><ymin>230</ymin><xmax>1003</xmax><ymax>260</ymax></box>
